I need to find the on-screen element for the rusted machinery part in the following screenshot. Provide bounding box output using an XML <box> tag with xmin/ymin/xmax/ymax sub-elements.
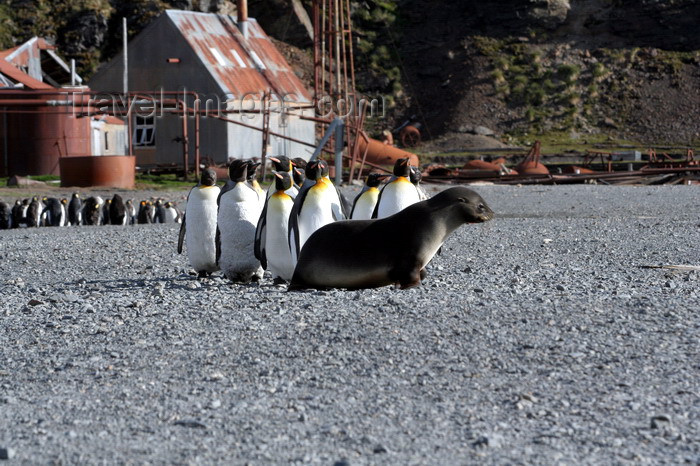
<box><xmin>399</xmin><ymin>125</ymin><xmax>421</xmax><ymax>148</ymax></box>
<box><xmin>516</xmin><ymin>160</ymin><xmax>550</xmax><ymax>175</ymax></box>
<box><xmin>356</xmin><ymin>137</ymin><xmax>420</xmax><ymax>167</ymax></box>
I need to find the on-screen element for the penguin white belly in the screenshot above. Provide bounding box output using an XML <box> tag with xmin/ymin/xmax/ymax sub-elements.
<box><xmin>185</xmin><ymin>186</ymin><xmax>220</xmax><ymax>273</ymax></box>
<box><xmin>323</xmin><ymin>176</ymin><xmax>345</xmax><ymax>220</ymax></box>
<box><xmin>218</xmin><ymin>184</ymin><xmax>264</xmax><ymax>282</ymax></box>
<box><xmin>377</xmin><ymin>178</ymin><xmax>420</xmax><ymax>218</ymax></box>
<box><xmin>265</xmin><ymin>194</ymin><xmax>295</xmax><ymax>280</ymax></box>
<box><xmin>164</xmin><ymin>207</ymin><xmax>178</xmax><ymax>223</ymax></box>
<box><xmin>351</xmin><ymin>188</ymin><xmax>379</xmax><ymax>220</ymax></box>
<box><xmin>298</xmin><ymin>185</ymin><xmax>335</xmax><ymax>249</ymax></box>
<box><xmin>60</xmin><ymin>205</ymin><xmax>67</xmax><ymax>226</ymax></box>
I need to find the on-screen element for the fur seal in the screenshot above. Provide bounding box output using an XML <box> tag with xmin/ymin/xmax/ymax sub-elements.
<box><xmin>288</xmin><ymin>186</ymin><xmax>494</xmax><ymax>290</ymax></box>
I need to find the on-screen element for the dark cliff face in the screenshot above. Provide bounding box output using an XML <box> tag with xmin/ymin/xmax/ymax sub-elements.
<box><xmin>610</xmin><ymin>0</ymin><xmax>700</xmax><ymax>51</ymax></box>
<box><xmin>400</xmin><ymin>0</ymin><xmax>700</xmax><ymax>50</ymax></box>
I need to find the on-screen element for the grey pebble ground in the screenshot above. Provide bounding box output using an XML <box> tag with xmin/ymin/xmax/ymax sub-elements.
<box><xmin>1</xmin><ymin>184</ymin><xmax>699</xmax><ymax>464</ymax></box>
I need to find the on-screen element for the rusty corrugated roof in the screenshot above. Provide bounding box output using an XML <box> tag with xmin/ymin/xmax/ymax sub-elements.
<box><xmin>166</xmin><ymin>10</ymin><xmax>312</xmax><ymax>103</ymax></box>
<box><xmin>0</xmin><ymin>59</ymin><xmax>52</xmax><ymax>89</ymax></box>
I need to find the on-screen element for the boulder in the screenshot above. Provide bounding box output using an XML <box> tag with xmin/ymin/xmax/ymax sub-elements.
<box><xmin>527</xmin><ymin>0</ymin><xmax>571</xmax><ymax>30</ymax></box>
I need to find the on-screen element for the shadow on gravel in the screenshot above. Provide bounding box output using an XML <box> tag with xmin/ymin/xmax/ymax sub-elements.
<box><xmin>63</xmin><ymin>276</ymin><xmax>281</xmax><ymax>292</ymax></box>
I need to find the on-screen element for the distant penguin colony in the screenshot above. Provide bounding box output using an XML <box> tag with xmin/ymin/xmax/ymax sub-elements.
<box><xmin>0</xmin><ymin>192</ymin><xmax>182</xmax><ymax>229</ymax></box>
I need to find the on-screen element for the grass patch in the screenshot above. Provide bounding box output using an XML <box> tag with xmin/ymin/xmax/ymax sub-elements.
<box><xmin>135</xmin><ymin>173</ymin><xmax>199</xmax><ymax>190</ymax></box>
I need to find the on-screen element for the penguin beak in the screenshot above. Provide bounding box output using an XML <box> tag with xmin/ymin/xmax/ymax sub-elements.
<box><xmin>269</xmin><ymin>157</ymin><xmax>280</xmax><ymax>164</ymax></box>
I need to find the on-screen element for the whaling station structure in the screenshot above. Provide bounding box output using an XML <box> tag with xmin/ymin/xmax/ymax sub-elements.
<box><xmin>0</xmin><ymin>0</ymin><xmax>415</xmax><ymax>188</ymax></box>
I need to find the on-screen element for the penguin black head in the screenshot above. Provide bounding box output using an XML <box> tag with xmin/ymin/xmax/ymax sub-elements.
<box><xmin>366</xmin><ymin>173</ymin><xmax>389</xmax><ymax>188</ymax></box>
<box><xmin>228</xmin><ymin>159</ymin><xmax>249</xmax><ymax>183</ymax></box>
<box><xmin>200</xmin><ymin>168</ymin><xmax>217</xmax><ymax>186</ymax></box>
<box><xmin>61</xmin><ymin>198</ymin><xmax>68</xmax><ymax>205</ymax></box>
<box><xmin>72</xmin><ymin>192</ymin><xmax>80</xmax><ymax>199</ymax></box>
<box><xmin>246</xmin><ymin>162</ymin><xmax>261</xmax><ymax>182</ymax></box>
<box><xmin>409</xmin><ymin>165</ymin><xmax>422</xmax><ymax>185</ymax></box>
<box><xmin>268</xmin><ymin>156</ymin><xmax>292</xmax><ymax>173</ymax></box>
<box><xmin>430</xmin><ymin>187</ymin><xmax>494</xmax><ymax>224</ymax></box>
<box><xmin>292</xmin><ymin>157</ymin><xmax>307</xmax><ymax>171</ymax></box>
<box><xmin>165</xmin><ymin>201</ymin><xmax>172</xmax><ymax>208</ymax></box>
<box><xmin>305</xmin><ymin>160</ymin><xmax>324</xmax><ymax>181</ymax></box>
<box><xmin>274</xmin><ymin>172</ymin><xmax>293</xmax><ymax>192</ymax></box>
<box><xmin>319</xmin><ymin>159</ymin><xmax>330</xmax><ymax>178</ymax></box>
<box><xmin>292</xmin><ymin>167</ymin><xmax>305</xmax><ymax>187</ymax></box>
<box><xmin>392</xmin><ymin>158</ymin><xmax>412</xmax><ymax>178</ymax></box>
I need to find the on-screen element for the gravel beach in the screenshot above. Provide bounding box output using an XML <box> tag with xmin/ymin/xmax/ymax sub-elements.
<box><xmin>1</xmin><ymin>184</ymin><xmax>698</xmax><ymax>464</ymax></box>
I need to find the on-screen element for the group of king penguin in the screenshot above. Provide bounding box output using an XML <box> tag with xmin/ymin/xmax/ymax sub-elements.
<box><xmin>177</xmin><ymin>155</ymin><xmax>428</xmax><ymax>285</ymax></box>
<box><xmin>0</xmin><ymin>193</ymin><xmax>182</xmax><ymax>229</ymax></box>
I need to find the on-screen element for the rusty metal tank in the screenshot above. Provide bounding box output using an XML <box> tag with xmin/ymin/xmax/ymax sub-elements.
<box><xmin>4</xmin><ymin>92</ymin><xmax>91</xmax><ymax>176</ymax></box>
<box><xmin>60</xmin><ymin>156</ymin><xmax>136</xmax><ymax>189</ymax></box>
<box><xmin>356</xmin><ymin>137</ymin><xmax>420</xmax><ymax>167</ymax></box>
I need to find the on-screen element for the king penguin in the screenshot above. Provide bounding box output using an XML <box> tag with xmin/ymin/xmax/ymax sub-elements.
<box><xmin>60</xmin><ymin>198</ymin><xmax>69</xmax><ymax>226</ymax></box>
<box><xmin>255</xmin><ymin>172</ymin><xmax>296</xmax><ymax>283</ymax></box>
<box><xmin>372</xmin><ymin>157</ymin><xmax>421</xmax><ymax>219</ymax></box>
<box><xmin>125</xmin><ymin>199</ymin><xmax>136</xmax><ymax>225</ymax></box>
<box><xmin>26</xmin><ymin>196</ymin><xmax>42</xmax><ymax>228</ymax></box>
<box><xmin>11</xmin><ymin>200</ymin><xmax>24</xmax><ymax>228</ymax></box>
<box><xmin>0</xmin><ymin>201</ymin><xmax>11</xmax><ymax>229</ymax></box>
<box><xmin>68</xmin><ymin>192</ymin><xmax>82</xmax><ymax>226</ymax></box>
<box><xmin>109</xmin><ymin>194</ymin><xmax>128</xmax><ymax>226</ymax></box>
<box><xmin>163</xmin><ymin>201</ymin><xmax>181</xmax><ymax>223</ymax></box>
<box><xmin>137</xmin><ymin>200</ymin><xmax>153</xmax><ymax>224</ymax></box>
<box><xmin>82</xmin><ymin>196</ymin><xmax>103</xmax><ymax>225</ymax></box>
<box><xmin>291</xmin><ymin>157</ymin><xmax>307</xmax><ymax>189</ymax></box>
<box><xmin>42</xmin><ymin>197</ymin><xmax>65</xmax><ymax>227</ymax></box>
<box><xmin>410</xmin><ymin>165</ymin><xmax>429</xmax><ymax>201</ymax></box>
<box><xmin>288</xmin><ymin>159</ymin><xmax>343</xmax><ymax>265</ymax></box>
<box><xmin>266</xmin><ymin>156</ymin><xmax>298</xmax><ymax>200</ymax></box>
<box><xmin>246</xmin><ymin>161</ymin><xmax>265</xmax><ymax>199</ymax></box>
<box><xmin>153</xmin><ymin>199</ymin><xmax>166</xmax><ymax>223</ymax></box>
<box><xmin>178</xmin><ymin>168</ymin><xmax>220</xmax><ymax>278</ymax></box>
<box><xmin>350</xmin><ymin>173</ymin><xmax>389</xmax><ymax>220</ymax></box>
<box><xmin>216</xmin><ymin>160</ymin><xmax>264</xmax><ymax>283</ymax></box>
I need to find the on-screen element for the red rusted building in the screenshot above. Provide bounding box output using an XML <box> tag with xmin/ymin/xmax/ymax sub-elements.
<box><xmin>0</xmin><ymin>37</ymin><xmax>128</xmax><ymax>178</ymax></box>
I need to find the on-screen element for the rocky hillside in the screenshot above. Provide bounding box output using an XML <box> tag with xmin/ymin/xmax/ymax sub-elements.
<box><xmin>1</xmin><ymin>0</ymin><xmax>698</xmax><ymax>147</ymax></box>
<box><xmin>396</xmin><ymin>0</ymin><xmax>700</xmax><ymax>148</ymax></box>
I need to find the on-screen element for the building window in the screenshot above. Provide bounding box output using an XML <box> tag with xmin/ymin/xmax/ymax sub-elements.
<box><xmin>104</xmin><ymin>132</ymin><xmax>109</xmax><ymax>151</ymax></box>
<box><xmin>133</xmin><ymin>116</ymin><xmax>155</xmax><ymax>146</ymax></box>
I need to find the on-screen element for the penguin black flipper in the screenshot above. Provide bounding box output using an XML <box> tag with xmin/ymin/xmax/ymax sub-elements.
<box><xmin>215</xmin><ymin>226</ymin><xmax>221</xmax><ymax>264</ymax></box>
<box><xmin>333</xmin><ymin>186</ymin><xmax>350</xmax><ymax>220</ymax></box>
<box><xmin>177</xmin><ymin>213</ymin><xmax>186</xmax><ymax>254</ymax></box>
<box><xmin>254</xmin><ymin>199</ymin><xmax>268</xmax><ymax>269</ymax></box>
<box><xmin>288</xmin><ymin>182</ymin><xmax>312</xmax><ymax>260</ymax></box>
<box><xmin>371</xmin><ymin>183</ymin><xmax>389</xmax><ymax>219</ymax></box>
